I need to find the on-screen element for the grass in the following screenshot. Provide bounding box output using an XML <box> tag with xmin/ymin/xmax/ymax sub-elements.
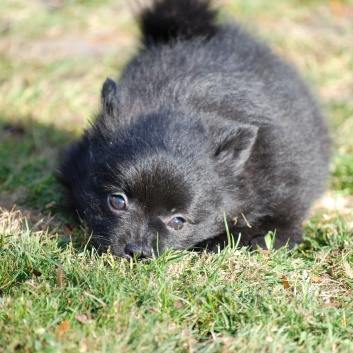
<box><xmin>1</xmin><ymin>214</ymin><xmax>353</xmax><ymax>352</ymax></box>
<box><xmin>1</xmin><ymin>0</ymin><xmax>353</xmax><ymax>352</ymax></box>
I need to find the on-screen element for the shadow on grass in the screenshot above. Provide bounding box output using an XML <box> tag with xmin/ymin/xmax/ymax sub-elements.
<box><xmin>0</xmin><ymin>114</ymin><xmax>88</xmax><ymax>249</ymax></box>
<box><xmin>0</xmin><ymin>115</ymin><xmax>76</xmax><ymax>211</ymax></box>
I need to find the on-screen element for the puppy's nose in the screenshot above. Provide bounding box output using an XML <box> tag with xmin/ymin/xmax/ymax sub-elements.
<box><xmin>124</xmin><ymin>243</ymin><xmax>151</xmax><ymax>259</ymax></box>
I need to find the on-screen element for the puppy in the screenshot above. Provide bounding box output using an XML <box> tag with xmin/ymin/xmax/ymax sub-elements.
<box><xmin>57</xmin><ymin>0</ymin><xmax>330</xmax><ymax>258</ymax></box>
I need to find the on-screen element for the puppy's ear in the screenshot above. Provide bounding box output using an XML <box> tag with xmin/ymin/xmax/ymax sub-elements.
<box><xmin>101</xmin><ymin>78</ymin><xmax>119</xmax><ymax>116</ymax></box>
<box><xmin>212</xmin><ymin>123</ymin><xmax>259</xmax><ymax>170</ymax></box>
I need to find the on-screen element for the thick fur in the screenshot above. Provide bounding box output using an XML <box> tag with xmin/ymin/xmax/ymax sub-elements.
<box><xmin>57</xmin><ymin>0</ymin><xmax>330</xmax><ymax>258</ymax></box>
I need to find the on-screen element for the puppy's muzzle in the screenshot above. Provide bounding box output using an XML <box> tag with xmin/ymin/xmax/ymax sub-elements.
<box><xmin>123</xmin><ymin>243</ymin><xmax>152</xmax><ymax>259</ymax></box>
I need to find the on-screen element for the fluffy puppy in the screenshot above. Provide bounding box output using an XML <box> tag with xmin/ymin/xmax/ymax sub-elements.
<box><xmin>57</xmin><ymin>0</ymin><xmax>330</xmax><ymax>258</ymax></box>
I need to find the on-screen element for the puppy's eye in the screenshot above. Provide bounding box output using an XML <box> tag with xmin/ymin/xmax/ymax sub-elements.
<box><xmin>108</xmin><ymin>194</ymin><xmax>128</xmax><ymax>211</ymax></box>
<box><xmin>167</xmin><ymin>217</ymin><xmax>186</xmax><ymax>230</ymax></box>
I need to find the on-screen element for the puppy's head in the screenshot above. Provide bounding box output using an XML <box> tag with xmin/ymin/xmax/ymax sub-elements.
<box><xmin>58</xmin><ymin>78</ymin><xmax>260</xmax><ymax>258</ymax></box>
<box><xmin>58</xmin><ymin>130</ymin><xmax>222</xmax><ymax>258</ymax></box>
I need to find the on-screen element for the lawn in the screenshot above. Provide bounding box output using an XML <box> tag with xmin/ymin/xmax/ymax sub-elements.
<box><xmin>1</xmin><ymin>0</ymin><xmax>353</xmax><ymax>352</ymax></box>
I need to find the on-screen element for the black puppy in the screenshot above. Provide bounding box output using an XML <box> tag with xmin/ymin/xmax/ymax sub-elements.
<box><xmin>58</xmin><ymin>0</ymin><xmax>330</xmax><ymax>258</ymax></box>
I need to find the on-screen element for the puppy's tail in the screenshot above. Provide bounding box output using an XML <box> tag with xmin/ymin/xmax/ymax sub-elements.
<box><xmin>138</xmin><ymin>0</ymin><xmax>218</xmax><ymax>47</ymax></box>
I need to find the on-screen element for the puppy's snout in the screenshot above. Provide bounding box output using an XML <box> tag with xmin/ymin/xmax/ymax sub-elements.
<box><xmin>124</xmin><ymin>243</ymin><xmax>151</xmax><ymax>259</ymax></box>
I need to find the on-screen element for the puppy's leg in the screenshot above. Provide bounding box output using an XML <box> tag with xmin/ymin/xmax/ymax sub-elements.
<box><xmin>250</xmin><ymin>222</ymin><xmax>303</xmax><ymax>250</ymax></box>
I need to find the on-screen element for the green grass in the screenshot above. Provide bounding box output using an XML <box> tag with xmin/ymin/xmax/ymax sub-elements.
<box><xmin>1</xmin><ymin>0</ymin><xmax>353</xmax><ymax>352</ymax></box>
<box><xmin>1</xmin><ymin>221</ymin><xmax>353</xmax><ymax>352</ymax></box>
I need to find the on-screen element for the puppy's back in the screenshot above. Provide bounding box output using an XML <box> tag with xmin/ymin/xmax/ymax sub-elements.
<box><xmin>124</xmin><ymin>0</ymin><xmax>330</xmax><ymax>200</ymax></box>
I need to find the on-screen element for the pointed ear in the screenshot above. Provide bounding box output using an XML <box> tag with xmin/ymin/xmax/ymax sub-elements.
<box><xmin>212</xmin><ymin>123</ymin><xmax>259</xmax><ymax>170</ymax></box>
<box><xmin>101</xmin><ymin>78</ymin><xmax>119</xmax><ymax>116</ymax></box>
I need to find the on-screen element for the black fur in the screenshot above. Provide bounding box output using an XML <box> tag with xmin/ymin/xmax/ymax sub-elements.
<box><xmin>139</xmin><ymin>0</ymin><xmax>217</xmax><ymax>46</ymax></box>
<box><xmin>57</xmin><ymin>0</ymin><xmax>330</xmax><ymax>258</ymax></box>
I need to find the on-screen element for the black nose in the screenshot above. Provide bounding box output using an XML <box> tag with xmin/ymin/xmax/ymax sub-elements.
<box><xmin>124</xmin><ymin>243</ymin><xmax>151</xmax><ymax>259</ymax></box>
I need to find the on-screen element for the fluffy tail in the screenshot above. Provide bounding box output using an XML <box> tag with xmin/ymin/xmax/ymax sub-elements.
<box><xmin>138</xmin><ymin>0</ymin><xmax>218</xmax><ymax>47</ymax></box>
